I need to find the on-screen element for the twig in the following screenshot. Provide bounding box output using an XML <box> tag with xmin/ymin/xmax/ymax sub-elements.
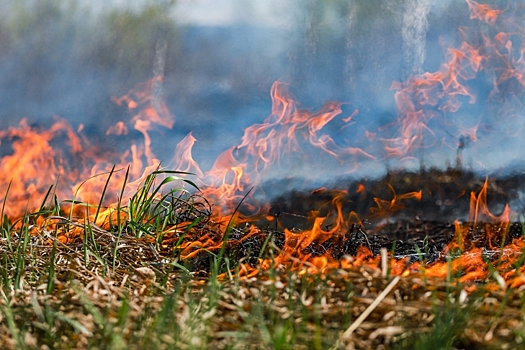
<box><xmin>380</xmin><ymin>247</ymin><xmax>388</xmax><ymax>278</ymax></box>
<box><xmin>331</xmin><ymin>275</ymin><xmax>401</xmax><ymax>348</ymax></box>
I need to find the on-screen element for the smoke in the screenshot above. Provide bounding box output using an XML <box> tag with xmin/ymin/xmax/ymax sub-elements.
<box><xmin>402</xmin><ymin>0</ymin><xmax>432</xmax><ymax>74</ymax></box>
<box><xmin>0</xmin><ymin>0</ymin><xmax>524</xmax><ymax>191</ymax></box>
<box><xmin>152</xmin><ymin>38</ymin><xmax>168</xmax><ymax>120</ymax></box>
<box><xmin>344</xmin><ymin>3</ymin><xmax>358</xmax><ymax>92</ymax></box>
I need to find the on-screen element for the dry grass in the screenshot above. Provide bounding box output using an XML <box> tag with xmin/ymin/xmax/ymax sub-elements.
<box><xmin>1</xmin><ymin>226</ymin><xmax>525</xmax><ymax>349</ymax></box>
<box><xmin>1</xmin><ymin>170</ymin><xmax>525</xmax><ymax>349</ymax></box>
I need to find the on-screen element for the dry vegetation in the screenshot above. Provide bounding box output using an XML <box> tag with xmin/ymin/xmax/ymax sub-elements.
<box><xmin>1</xmin><ymin>234</ymin><xmax>525</xmax><ymax>349</ymax></box>
<box><xmin>1</xmin><ymin>170</ymin><xmax>525</xmax><ymax>349</ymax></box>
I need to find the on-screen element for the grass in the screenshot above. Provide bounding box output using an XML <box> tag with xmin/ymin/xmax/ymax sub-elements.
<box><xmin>0</xmin><ymin>169</ymin><xmax>525</xmax><ymax>349</ymax></box>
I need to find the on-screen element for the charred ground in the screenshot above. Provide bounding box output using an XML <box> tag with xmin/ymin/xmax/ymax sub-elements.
<box><xmin>181</xmin><ymin>167</ymin><xmax>525</xmax><ymax>273</ymax></box>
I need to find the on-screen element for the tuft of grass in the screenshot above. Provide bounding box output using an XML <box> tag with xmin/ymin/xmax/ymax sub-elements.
<box><xmin>127</xmin><ymin>169</ymin><xmax>200</xmax><ymax>239</ymax></box>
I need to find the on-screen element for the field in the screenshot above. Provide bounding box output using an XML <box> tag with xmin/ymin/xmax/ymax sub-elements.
<box><xmin>1</xmin><ymin>0</ymin><xmax>525</xmax><ymax>348</ymax></box>
<box><xmin>1</xmin><ymin>170</ymin><xmax>525</xmax><ymax>350</ymax></box>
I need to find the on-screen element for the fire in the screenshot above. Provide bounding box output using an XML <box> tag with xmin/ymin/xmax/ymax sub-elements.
<box><xmin>386</xmin><ymin>39</ymin><xmax>485</xmax><ymax>158</ymax></box>
<box><xmin>112</xmin><ymin>75</ymin><xmax>174</xmax><ymax>129</ymax></box>
<box><xmin>106</xmin><ymin>121</ymin><xmax>129</xmax><ymax>136</ymax></box>
<box><xmin>170</xmin><ymin>132</ymin><xmax>204</xmax><ymax>178</ymax></box>
<box><xmin>112</xmin><ymin>75</ymin><xmax>175</xmax><ymax>171</ymax></box>
<box><xmin>0</xmin><ymin>76</ymin><xmax>180</xmax><ymax>223</ymax></box>
<box><xmin>384</xmin><ymin>0</ymin><xmax>525</xmax><ymax>163</ymax></box>
<box><xmin>423</xmin><ymin>180</ymin><xmax>512</xmax><ymax>278</ymax></box>
<box><xmin>369</xmin><ymin>184</ymin><xmax>422</xmax><ymax>225</ymax></box>
<box><xmin>234</xmin><ymin>81</ymin><xmax>373</xmax><ymax>175</ymax></box>
<box><xmin>201</xmin><ymin>148</ymin><xmax>247</xmax><ymax>212</ymax></box>
<box><xmin>0</xmin><ymin>0</ymin><xmax>525</xmax><ymax>290</ymax></box>
<box><xmin>0</xmin><ymin>118</ymin><xmax>83</xmax><ymax>218</ymax></box>
<box><xmin>190</xmin><ymin>81</ymin><xmax>374</xmax><ymax>216</ymax></box>
<box><xmin>466</xmin><ymin>0</ymin><xmax>502</xmax><ymax>26</ymax></box>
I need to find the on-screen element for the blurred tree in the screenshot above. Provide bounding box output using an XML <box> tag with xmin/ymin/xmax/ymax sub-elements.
<box><xmin>0</xmin><ymin>0</ymin><xmax>81</xmax><ymax>102</ymax></box>
<box><xmin>0</xmin><ymin>0</ymin><xmax>180</xmax><ymax>132</ymax></box>
<box><xmin>289</xmin><ymin>0</ymin><xmax>411</xmax><ymax>103</ymax></box>
<box><xmin>87</xmin><ymin>0</ymin><xmax>180</xmax><ymax>93</ymax></box>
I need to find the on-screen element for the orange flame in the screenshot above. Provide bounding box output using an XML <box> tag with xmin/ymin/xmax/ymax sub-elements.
<box><xmin>466</xmin><ymin>0</ymin><xmax>502</xmax><ymax>26</ymax></box>
<box><xmin>1</xmin><ymin>0</ymin><xmax>525</xmax><ymax>287</ymax></box>
<box><xmin>235</xmin><ymin>82</ymin><xmax>374</xmax><ymax>175</ymax></box>
<box><xmin>0</xmin><ymin>118</ymin><xmax>84</xmax><ymax>218</ymax></box>
<box><xmin>369</xmin><ymin>184</ymin><xmax>422</xmax><ymax>223</ymax></box>
<box><xmin>423</xmin><ymin>179</ymin><xmax>514</xmax><ymax>285</ymax></box>
<box><xmin>106</xmin><ymin>121</ymin><xmax>129</xmax><ymax>136</ymax></box>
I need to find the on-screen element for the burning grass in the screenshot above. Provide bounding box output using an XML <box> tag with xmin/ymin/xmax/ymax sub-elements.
<box><xmin>1</xmin><ymin>1</ymin><xmax>524</xmax><ymax>347</ymax></box>
<box><xmin>1</xmin><ymin>168</ymin><xmax>525</xmax><ymax>349</ymax></box>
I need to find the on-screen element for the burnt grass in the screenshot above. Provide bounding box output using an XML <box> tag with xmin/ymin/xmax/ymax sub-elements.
<box><xmin>189</xmin><ymin>221</ymin><xmax>524</xmax><ymax>275</ymax></box>
<box><xmin>188</xmin><ymin>167</ymin><xmax>525</xmax><ymax>272</ymax></box>
<box><xmin>262</xmin><ymin>167</ymin><xmax>520</xmax><ymax>227</ymax></box>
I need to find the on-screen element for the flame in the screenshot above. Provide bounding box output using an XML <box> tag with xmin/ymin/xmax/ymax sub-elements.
<box><xmin>0</xmin><ymin>75</ymin><xmax>183</xmax><ymax>223</ymax></box>
<box><xmin>369</xmin><ymin>184</ymin><xmax>422</xmax><ymax>224</ymax></box>
<box><xmin>185</xmin><ymin>81</ymin><xmax>375</xmax><ymax>217</ymax></box>
<box><xmin>385</xmin><ymin>38</ymin><xmax>487</xmax><ymax>158</ymax></box>
<box><xmin>112</xmin><ymin>75</ymin><xmax>174</xmax><ymax>129</ymax></box>
<box><xmin>201</xmin><ymin>147</ymin><xmax>247</xmax><ymax>212</ymax></box>
<box><xmin>1</xmin><ymin>0</ymin><xmax>525</xmax><ymax>289</ymax></box>
<box><xmin>423</xmin><ymin>179</ymin><xmax>514</xmax><ymax>285</ymax></box>
<box><xmin>106</xmin><ymin>121</ymin><xmax>129</xmax><ymax>136</ymax></box>
<box><xmin>466</xmin><ymin>0</ymin><xmax>502</xmax><ymax>26</ymax></box>
<box><xmin>383</xmin><ymin>0</ymin><xmax>525</xmax><ymax>160</ymax></box>
<box><xmin>111</xmin><ymin>76</ymin><xmax>175</xmax><ymax>172</ymax></box>
<box><xmin>171</xmin><ymin>132</ymin><xmax>204</xmax><ymax>178</ymax></box>
<box><xmin>0</xmin><ymin>118</ymin><xmax>84</xmax><ymax>218</ymax></box>
<box><xmin>233</xmin><ymin>82</ymin><xmax>374</xmax><ymax>176</ymax></box>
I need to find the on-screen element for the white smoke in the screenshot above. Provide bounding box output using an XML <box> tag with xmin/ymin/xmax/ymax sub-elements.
<box><xmin>402</xmin><ymin>0</ymin><xmax>432</xmax><ymax>74</ymax></box>
<box><xmin>344</xmin><ymin>3</ymin><xmax>358</xmax><ymax>88</ymax></box>
<box><xmin>152</xmin><ymin>38</ymin><xmax>167</xmax><ymax>118</ymax></box>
